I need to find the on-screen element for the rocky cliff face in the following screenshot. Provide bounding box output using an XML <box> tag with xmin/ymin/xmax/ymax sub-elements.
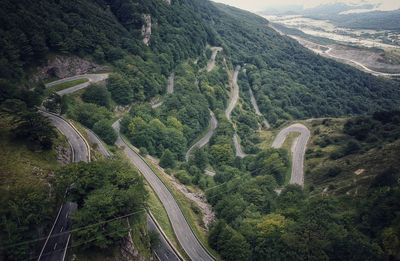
<box><xmin>141</xmin><ymin>14</ymin><xmax>152</xmax><ymax>46</ymax></box>
<box><xmin>34</xmin><ymin>55</ymin><xmax>108</xmax><ymax>81</ymax></box>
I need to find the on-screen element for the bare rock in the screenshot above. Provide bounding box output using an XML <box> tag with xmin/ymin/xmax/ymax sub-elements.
<box><xmin>141</xmin><ymin>14</ymin><xmax>152</xmax><ymax>46</ymax></box>
<box><xmin>56</xmin><ymin>144</ymin><xmax>71</xmax><ymax>165</ymax></box>
<box><xmin>34</xmin><ymin>55</ymin><xmax>108</xmax><ymax>82</ymax></box>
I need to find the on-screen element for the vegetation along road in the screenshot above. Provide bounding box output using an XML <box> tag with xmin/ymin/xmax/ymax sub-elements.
<box><xmin>113</xmin><ymin>120</ymin><xmax>214</xmax><ymax>261</ymax></box>
<box><xmin>272</xmin><ymin>123</ymin><xmax>310</xmax><ymax>186</ymax></box>
<box><xmin>225</xmin><ymin>65</ymin><xmax>241</xmax><ymax>121</ymax></box>
<box><xmin>185</xmin><ymin>110</ymin><xmax>218</xmax><ymax>161</ymax></box>
<box><xmin>38</xmin><ymin>111</ymin><xmax>89</xmax><ymax>261</ymax></box>
<box><xmin>206</xmin><ymin>47</ymin><xmax>223</xmax><ymax>72</ymax></box>
<box><xmin>45</xmin><ymin>73</ymin><xmax>109</xmax><ymax>96</ymax></box>
<box><xmin>249</xmin><ymin>88</ymin><xmax>270</xmax><ymax>129</ymax></box>
<box><xmin>84</xmin><ymin>120</ymin><xmax>181</xmax><ymax>261</ymax></box>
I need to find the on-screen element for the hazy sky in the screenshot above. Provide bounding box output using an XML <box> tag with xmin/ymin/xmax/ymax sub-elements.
<box><xmin>212</xmin><ymin>0</ymin><xmax>400</xmax><ymax>12</ymax></box>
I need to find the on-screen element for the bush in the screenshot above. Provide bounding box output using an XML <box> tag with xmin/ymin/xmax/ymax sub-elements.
<box><xmin>82</xmin><ymin>84</ymin><xmax>112</xmax><ymax>109</ymax></box>
<box><xmin>139</xmin><ymin>147</ymin><xmax>148</xmax><ymax>156</ymax></box>
<box><xmin>14</xmin><ymin>111</ymin><xmax>56</xmax><ymax>150</ymax></box>
<box><xmin>175</xmin><ymin>170</ymin><xmax>192</xmax><ymax>185</ymax></box>
<box><xmin>327</xmin><ymin>166</ymin><xmax>342</xmax><ymax>178</ymax></box>
<box><xmin>92</xmin><ymin>120</ymin><xmax>117</xmax><ymax>145</ymax></box>
<box><xmin>159</xmin><ymin>149</ymin><xmax>176</xmax><ymax>168</ymax></box>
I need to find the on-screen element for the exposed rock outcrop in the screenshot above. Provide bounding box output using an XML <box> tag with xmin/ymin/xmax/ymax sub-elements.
<box><xmin>34</xmin><ymin>55</ymin><xmax>107</xmax><ymax>81</ymax></box>
<box><xmin>141</xmin><ymin>14</ymin><xmax>152</xmax><ymax>46</ymax></box>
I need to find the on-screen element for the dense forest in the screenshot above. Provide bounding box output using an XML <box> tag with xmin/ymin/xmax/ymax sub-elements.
<box><xmin>1</xmin><ymin>0</ymin><xmax>400</xmax><ymax>260</ymax></box>
<box><xmin>202</xmin><ymin>112</ymin><xmax>400</xmax><ymax>261</ymax></box>
<box><xmin>207</xmin><ymin>4</ymin><xmax>400</xmax><ymax>125</ymax></box>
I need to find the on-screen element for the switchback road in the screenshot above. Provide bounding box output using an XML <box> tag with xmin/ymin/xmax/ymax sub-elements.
<box><xmin>39</xmin><ymin>111</ymin><xmax>89</xmax><ymax>261</ymax></box>
<box><xmin>83</xmin><ymin>122</ymin><xmax>181</xmax><ymax>261</ymax></box>
<box><xmin>272</xmin><ymin>123</ymin><xmax>310</xmax><ymax>186</ymax></box>
<box><xmin>185</xmin><ymin>110</ymin><xmax>218</xmax><ymax>161</ymax></box>
<box><xmin>45</xmin><ymin>73</ymin><xmax>109</xmax><ymax>96</ymax></box>
<box><xmin>225</xmin><ymin>65</ymin><xmax>240</xmax><ymax>121</ymax></box>
<box><xmin>206</xmin><ymin>47</ymin><xmax>223</xmax><ymax>72</ymax></box>
<box><xmin>249</xmin><ymin>88</ymin><xmax>270</xmax><ymax>129</ymax></box>
<box><xmin>113</xmin><ymin>120</ymin><xmax>214</xmax><ymax>261</ymax></box>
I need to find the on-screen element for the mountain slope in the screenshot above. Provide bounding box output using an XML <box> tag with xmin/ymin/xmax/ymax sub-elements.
<box><xmin>205</xmin><ymin>3</ymin><xmax>400</xmax><ymax>124</ymax></box>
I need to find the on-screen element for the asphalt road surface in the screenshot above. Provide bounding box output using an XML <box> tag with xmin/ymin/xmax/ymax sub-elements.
<box><xmin>147</xmin><ymin>214</ymin><xmax>181</xmax><ymax>261</ymax></box>
<box><xmin>85</xmin><ymin>122</ymin><xmax>180</xmax><ymax>260</ymax></box>
<box><xmin>40</xmin><ymin>111</ymin><xmax>89</xmax><ymax>162</ymax></box>
<box><xmin>45</xmin><ymin>73</ymin><xmax>109</xmax><ymax>96</ymax></box>
<box><xmin>113</xmin><ymin>120</ymin><xmax>214</xmax><ymax>261</ymax></box>
<box><xmin>39</xmin><ymin>111</ymin><xmax>89</xmax><ymax>261</ymax></box>
<box><xmin>185</xmin><ymin>110</ymin><xmax>218</xmax><ymax>161</ymax></box>
<box><xmin>233</xmin><ymin>133</ymin><xmax>246</xmax><ymax>158</ymax></box>
<box><xmin>167</xmin><ymin>73</ymin><xmax>175</xmax><ymax>94</ymax></box>
<box><xmin>38</xmin><ymin>203</ymin><xmax>77</xmax><ymax>261</ymax></box>
<box><xmin>206</xmin><ymin>47</ymin><xmax>223</xmax><ymax>72</ymax></box>
<box><xmin>249</xmin><ymin>88</ymin><xmax>271</xmax><ymax>129</ymax></box>
<box><xmin>84</xmin><ymin>127</ymin><xmax>111</xmax><ymax>158</ymax></box>
<box><xmin>225</xmin><ymin>65</ymin><xmax>240</xmax><ymax>121</ymax></box>
<box><xmin>272</xmin><ymin>123</ymin><xmax>310</xmax><ymax>186</ymax></box>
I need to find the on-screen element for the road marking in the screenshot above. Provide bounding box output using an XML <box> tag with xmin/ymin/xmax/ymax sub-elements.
<box><xmin>60</xmin><ymin>226</ymin><xmax>64</xmax><ymax>232</ymax></box>
<box><xmin>53</xmin><ymin>243</ymin><xmax>57</xmax><ymax>250</ymax></box>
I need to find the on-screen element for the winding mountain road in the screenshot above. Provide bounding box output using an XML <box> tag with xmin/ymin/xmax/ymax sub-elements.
<box><xmin>206</xmin><ymin>47</ymin><xmax>223</xmax><ymax>72</ymax></box>
<box><xmin>38</xmin><ymin>111</ymin><xmax>89</xmax><ymax>261</ymax></box>
<box><xmin>185</xmin><ymin>110</ymin><xmax>218</xmax><ymax>161</ymax></box>
<box><xmin>167</xmin><ymin>73</ymin><xmax>175</xmax><ymax>94</ymax></box>
<box><xmin>113</xmin><ymin>120</ymin><xmax>214</xmax><ymax>261</ymax></box>
<box><xmin>83</xmin><ymin>121</ymin><xmax>181</xmax><ymax>261</ymax></box>
<box><xmin>249</xmin><ymin>88</ymin><xmax>270</xmax><ymax>129</ymax></box>
<box><xmin>225</xmin><ymin>65</ymin><xmax>241</xmax><ymax>121</ymax></box>
<box><xmin>40</xmin><ymin>110</ymin><xmax>89</xmax><ymax>162</ymax></box>
<box><xmin>45</xmin><ymin>73</ymin><xmax>109</xmax><ymax>96</ymax></box>
<box><xmin>84</xmin><ymin>127</ymin><xmax>111</xmax><ymax>158</ymax></box>
<box><xmin>233</xmin><ymin>133</ymin><xmax>246</xmax><ymax>158</ymax></box>
<box><xmin>272</xmin><ymin>123</ymin><xmax>310</xmax><ymax>186</ymax></box>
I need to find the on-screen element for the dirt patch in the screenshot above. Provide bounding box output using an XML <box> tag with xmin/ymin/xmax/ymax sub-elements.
<box><xmin>354</xmin><ymin>169</ymin><xmax>365</xmax><ymax>176</ymax></box>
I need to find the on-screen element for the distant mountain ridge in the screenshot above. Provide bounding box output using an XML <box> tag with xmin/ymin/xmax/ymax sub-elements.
<box><xmin>260</xmin><ymin>2</ymin><xmax>400</xmax><ymax>31</ymax></box>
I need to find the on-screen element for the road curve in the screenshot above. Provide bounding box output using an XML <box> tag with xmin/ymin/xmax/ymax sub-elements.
<box><xmin>82</xmin><ymin>122</ymin><xmax>180</xmax><ymax>261</ymax></box>
<box><xmin>45</xmin><ymin>73</ymin><xmax>109</xmax><ymax>96</ymax></box>
<box><xmin>40</xmin><ymin>110</ymin><xmax>89</xmax><ymax>162</ymax></box>
<box><xmin>113</xmin><ymin>120</ymin><xmax>214</xmax><ymax>261</ymax></box>
<box><xmin>84</xmin><ymin>127</ymin><xmax>111</xmax><ymax>158</ymax></box>
<box><xmin>249</xmin><ymin>88</ymin><xmax>271</xmax><ymax>129</ymax></box>
<box><xmin>272</xmin><ymin>123</ymin><xmax>310</xmax><ymax>186</ymax></box>
<box><xmin>39</xmin><ymin>111</ymin><xmax>89</xmax><ymax>261</ymax></box>
<box><xmin>233</xmin><ymin>133</ymin><xmax>246</xmax><ymax>158</ymax></box>
<box><xmin>225</xmin><ymin>65</ymin><xmax>241</xmax><ymax>121</ymax></box>
<box><xmin>206</xmin><ymin>47</ymin><xmax>223</xmax><ymax>72</ymax></box>
<box><xmin>185</xmin><ymin>110</ymin><xmax>218</xmax><ymax>161</ymax></box>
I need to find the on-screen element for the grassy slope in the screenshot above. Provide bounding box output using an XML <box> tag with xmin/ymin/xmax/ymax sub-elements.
<box><xmin>302</xmin><ymin>118</ymin><xmax>400</xmax><ymax>195</ymax></box>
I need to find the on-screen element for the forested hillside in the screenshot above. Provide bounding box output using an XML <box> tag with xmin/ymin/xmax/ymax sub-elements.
<box><xmin>203</xmin><ymin>4</ymin><xmax>400</xmax><ymax>124</ymax></box>
<box><xmin>0</xmin><ymin>0</ymin><xmax>214</xmax><ymax>81</ymax></box>
<box><xmin>1</xmin><ymin>0</ymin><xmax>400</xmax><ymax>260</ymax></box>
